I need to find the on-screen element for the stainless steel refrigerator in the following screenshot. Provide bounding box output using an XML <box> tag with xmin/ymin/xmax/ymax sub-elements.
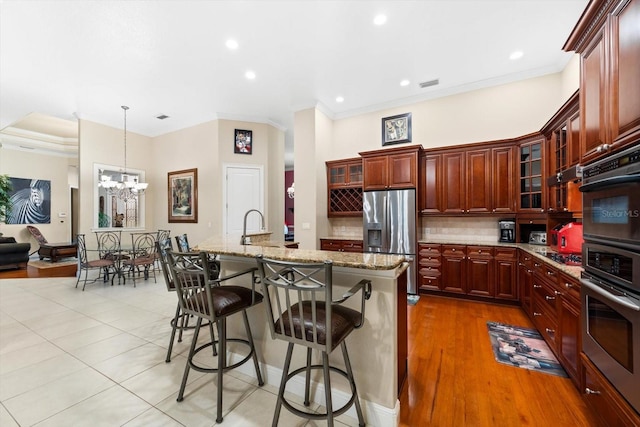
<box><xmin>363</xmin><ymin>188</ymin><xmax>417</xmax><ymax>295</ymax></box>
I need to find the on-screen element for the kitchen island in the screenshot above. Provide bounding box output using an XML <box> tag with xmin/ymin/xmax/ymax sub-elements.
<box><xmin>195</xmin><ymin>236</ymin><xmax>409</xmax><ymax>426</ymax></box>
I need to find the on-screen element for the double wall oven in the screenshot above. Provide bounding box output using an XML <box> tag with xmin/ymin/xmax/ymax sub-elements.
<box><xmin>580</xmin><ymin>143</ymin><xmax>640</xmax><ymax>414</ymax></box>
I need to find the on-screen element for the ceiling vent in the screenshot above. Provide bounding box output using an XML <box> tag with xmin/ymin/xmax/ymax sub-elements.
<box><xmin>419</xmin><ymin>79</ymin><xmax>439</xmax><ymax>88</ymax></box>
<box><xmin>156</xmin><ymin>114</ymin><xmax>170</xmax><ymax>120</ymax></box>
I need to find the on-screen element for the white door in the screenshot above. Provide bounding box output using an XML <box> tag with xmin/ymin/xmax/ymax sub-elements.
<box><xmin>224</xmin><ymin>164</ymin><xmax>264</xmax><ymax>236</ymax></box>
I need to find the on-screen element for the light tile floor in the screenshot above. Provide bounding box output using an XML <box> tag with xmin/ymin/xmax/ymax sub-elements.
<box><xmin>0</xmin><ymin>275</ymin><xmax>355</xmax><ymax>426</ymax></box>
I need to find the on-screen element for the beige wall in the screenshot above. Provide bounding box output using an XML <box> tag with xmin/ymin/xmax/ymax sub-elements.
<box><xmin>78</xmin><ymin>119</ymin><xmax>155</xmax><ymax>247</ymax></box>
<box><xmin>0</xmin><ymin>148</ymin><xmax>74</xmax><ymax>245</ymax></box>
<box><xmin>151</xmin><ymin>119</ymin><xmax>284</xmax><ymax>247</ymax></box>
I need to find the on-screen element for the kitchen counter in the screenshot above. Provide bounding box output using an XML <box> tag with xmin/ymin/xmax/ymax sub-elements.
<box><xmin>193</xmin><ymin>235</ymin><xmax>409</xmax><ymax>426</ymax></box>
<box><xmin>417</xmin><ymin>238</ymin><xmax>583</xmax><ymax>280</ymax></box>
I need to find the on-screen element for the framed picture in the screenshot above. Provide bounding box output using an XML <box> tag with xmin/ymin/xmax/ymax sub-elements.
<box><xmin>168</xmin><ymin>168</ymin><xmax>198</xmax><ymax>223</ymax></box>
<box><xmin>6</xmin><ymin>177</ymin><xmax>51</xmax><ymax>224</ymax></box>
<box><xmin>234</xmin><ymin>129</ymin><xmax>252</xmax><ymax>154</ymax></box>
<box><xmin>382</xmin><ymin>113</ymin><xmax>412</xmax><ymax>146</ymax></box>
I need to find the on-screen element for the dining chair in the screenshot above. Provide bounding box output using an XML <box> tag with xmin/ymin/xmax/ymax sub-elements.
<box><xmin>94</xmin><ymin>230</ymin><xmax>125</xmax><ymax>283</ymax></box>
<box><xmin>154</xmin><ymin>229</ymin><xmax>171</xmax><ymax>271</ymax></box>
<box><xmin>255</xmin><ymin>255</ymin><xmax>372</xmax><ymax>427</ymax></box>
<box><xmin>167</xmin><ymin>249</ymin><xmax>264</xmax><ymax>424</ymax></box>
<box><xmin>122</xmin><ymin>232</ymin><xmax>157</xmax><ymax>286</ymax></box>
<box><xmin>76</xmin><ymin>234</ymin><xmax>116</xmax><ymax>291</ymax></box>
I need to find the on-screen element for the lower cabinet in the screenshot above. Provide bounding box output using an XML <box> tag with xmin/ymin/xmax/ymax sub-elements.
<box><xmin>418</xmin><ymin>243</ymin><xmax>517</xmax><ymax>302</ymax></box>
<box><xmin>581</xmin><ymin>354</ymin><xmax>640</xmax><ymax>427</ymax></box>
<box><xmin>518</xmin><ymin>250</ymin><xmax>534</xmax><ymax>317</ymax></box>
<box><xmin>319</xmin><ymin>238</ymin><xmax>363</xmax><ymax>253</ymax></box>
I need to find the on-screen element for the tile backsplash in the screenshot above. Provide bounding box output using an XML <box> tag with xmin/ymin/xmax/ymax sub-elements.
<box><xmin>420</xmin><ymin>217</ymin><xmax>500</xmax><ymax>244</ymax></box>
<box><xmin>328</xmin><ymin>216</ymin><xmax>501</xmax><ymax>244</ymax></box>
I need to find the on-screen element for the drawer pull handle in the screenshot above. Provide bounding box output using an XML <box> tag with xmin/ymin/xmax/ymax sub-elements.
<box><xmin>547</xmin><ymin>271</ymin><xmax>555</xmax><ymax>276</ymax></box>
<box><xmin>533</xmin><ymin>312</ymin><xmax>542</xmax><ymax>317</ymax></box>
<box><xmin>585</xmin><ymin>388</ymin><xmax>601</xmax><ymax>395</ymax></box>
<box><xmin>565</xmin><ymin>283</ymin><xmax>572</xmax><ymax>289</ymax></box>
<box><xmin>545</xmin><ymin>296</ymin><xmax>556</xmax><ymax>301</ymax></box>
<box><xmin>554</xmin><ymin>290</ymin><xmax>563</xmax><ymax>296</ymax></box>
<box><xmin>527</xmin><ymin>269</ymin><xmax>533</xmax><ymax>274</ymax></box>
<box><xmin>533</xmin><ymin>285</ymin><xmax>542</xmax><ymax>289</ymax></box>
<box><xmin>534</xmin><ymin>263</ymin><xmax>541</xmax><ymax>267</ymax></box>
<box><xmin>545</xmin><ymin>328</ymin><xmax>555</xmax><ymax>334</ymax></box>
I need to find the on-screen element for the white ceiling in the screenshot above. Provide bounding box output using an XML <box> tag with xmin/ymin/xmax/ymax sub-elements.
<box><xmin>0</xmin><ymin>0</ymin><xmax>589</xmax><ymax>165</ymax></box>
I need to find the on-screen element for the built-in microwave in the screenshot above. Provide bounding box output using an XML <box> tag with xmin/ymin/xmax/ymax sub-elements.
<box><xmin>580</xmin><ymin>143</ymin><xmax>640</xmax><ymax>251</ymax></box>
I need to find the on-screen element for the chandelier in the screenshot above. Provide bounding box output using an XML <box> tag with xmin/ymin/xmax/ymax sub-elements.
<box><xmin>99</xmin><ymin>106</ymin><xmax>148</xmax><ymax>200</ymax></box>
<box><xmin>287</xmin><ymin>182</ymin><xmax>294</xmax><ymax>199</ymax></box>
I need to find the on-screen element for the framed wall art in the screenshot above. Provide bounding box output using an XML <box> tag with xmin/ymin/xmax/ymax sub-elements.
<box><xmin>234</xmin><ymin>129</ymin><xmax>252</xmax><ymax>154</ymax></box>
<box><xmin>168</xmin><ymin>168</ymin><xmax>198</xmax><ymax>223</ymax></box>
<box><xmin>382</xmin><ymin>112</ymin><xmax>412</xmax><ymax>146</ymax></box>
<box><xmin>6</xmin><ymin>177</ymin><xmax>51</xmax><ymax>224</ymax></box>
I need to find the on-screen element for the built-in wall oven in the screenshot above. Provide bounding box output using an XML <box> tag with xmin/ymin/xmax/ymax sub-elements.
<box><xmin>580</xmin><ymin>143</ymin><xmax>640</xmax><ymax>415</ymax></box>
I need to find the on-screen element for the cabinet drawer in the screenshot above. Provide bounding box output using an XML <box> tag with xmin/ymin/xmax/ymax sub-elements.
<box><xmin>532</xmin><ymin>295</ymin><xmax>557</xmax><ymax>346</ymax></box>
<box><xmin>533</xmin><ymin>260</ymin><xmax>558</xmax><ymax>281</ymax></box>
<box><xmin>419</xmin><ymin>244</ymin><xmax>441</xmax><ymax>257</ymax></box>
<box><xmin>342</xmin><ymin>241</ymin><xmax>363</xmax><ymax>252</ymax></box>
<box><xmin>467</xmin><ymin>246</ymin><xmax>493</xmax><ymax>258</ymax></box>
<box><xmin>419</xmin><ymin>265</ymin><xmax>441</xmax><ymax>277</ymax></box>
<box><xmin>442</xmin><ymin>245</ymin><xmax>465</xmax><ymax>257</ymax></box>
<box><xmin>533</xmin><ymin>279</ymin><xmax>558</xmax><ymax>315</ymax></box>
<box><xmin>558</xmin><ymin>273</ymin><xmax>581</xmax><ymax>304</ymax></box>
<box><xmin>419</xmin><ymin>274</ymin><xmax>441</xmax><ymax>290</ymax></box>
<box><xmin>495</xmin><ymin>247</ymin><xmax>517</xmax><ymax>260</ymax></box>
<box><xmin>419</xmin><ymin>255</ymin><xmax>440</xmax><ymax>266</ymax></box>
<box><xmin>320</xmin><ymin>240</ymin><xmax>342</xmax><ymax>251</ymax></box>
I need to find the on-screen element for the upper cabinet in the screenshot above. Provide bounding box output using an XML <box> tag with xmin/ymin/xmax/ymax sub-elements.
<box><xmin>564</xmin><ymin>0</ymin><xmax>640</xmax><ymax>164</ymax></box>
<box><xmin>360</xmin><ymin>145</ymin><xmax>421</xmax><ymax>191</ymax></box>
<box><xmin>326</xmin><ymin>158</ymin><xmax>363</xmax><ymax>217</ymax></box>
<box><xmin>517</xmin><ymin>135</ymin><xmax>546</xmax><ymax>213</ymax></box>
<box><xmin>419</xmin><ymin>141</ymin><xmax>516</xmax><ymax>215</ymax></box>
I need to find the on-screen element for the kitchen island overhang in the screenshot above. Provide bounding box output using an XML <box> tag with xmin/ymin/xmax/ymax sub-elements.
<box><xmin>195</xmin><ymin>237</ymin><xmax>408</xmax><ymax>426</ymax></box>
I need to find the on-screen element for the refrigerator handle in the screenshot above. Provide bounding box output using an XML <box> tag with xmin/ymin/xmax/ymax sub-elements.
<box><xmin>384</xmin><ymin>194</ymin><xmax>390</xmax><ymax>251</ymax></box>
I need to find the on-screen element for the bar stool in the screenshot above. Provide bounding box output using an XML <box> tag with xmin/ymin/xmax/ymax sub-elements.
<box><xmin>167</xmin><ymin>249</ymin><xmax>264</xmax><ymax>424</ymax></box>
<box><xmin>255</xmin><ymin>255</ymin><xmax>372</xmax><ymax>427</ymax></box>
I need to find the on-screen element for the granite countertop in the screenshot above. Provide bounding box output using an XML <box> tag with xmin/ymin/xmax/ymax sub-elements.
<box><xmin>195</xmin><ymin>236</ymin><xmax>405</xmax><ymax>270</ymax></box>
<box><xmin>320</xmin><ymin>236</ymin><xmax>364</xmax><ymax>241</ymax></box>
<box><xmin>418</xmin><ymin>238</ymin><xmax>583</xmax><ymax>280</ymax></box>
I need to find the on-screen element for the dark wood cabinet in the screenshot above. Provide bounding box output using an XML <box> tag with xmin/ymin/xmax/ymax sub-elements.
<box><xmin>465</xmin><ymin>246</ymin><xmax>494</xmax><ymax>297</ymax></box>
<box><xmin>564</xmin><ymin>0</ymin><xmax>640</xmax><ymax>163</ymax></box>
<box><xmin>518</xmin><ymin>136</ymin><xmax>546</xmax><ymax>213</ymax></box>
<box><xmin>494</xmin><ymin>248</ymin><xmax>517</xmax><ymax>300</ymax></box>
<box><xmin>518</xmin><ymin>250</ymin><xmax>534</xmax><ymax>317</ymax></box>
<box><xmin>556</xmin><ymin>272</ymin><xmax>581</xmax><ymax>388</ymax></box>
<box><xmin>326</xmin><ymin>158</ymin><xmax>363</xmax><ymax>217</ymax></box>
<box><xmin>465</xmin><ymin>149</ymin><xmax>492</xmax><ymax>214</ymax></box>
<box><xmin>320</xmin><ymin>238</ymin><xmax>363</xmax><ymax>253</ymax></box>
<box><xmin>581</xmin><ymin>354</ymin><xmax>640</xmax><ymax>427</ymax></box>
<box><xmin>441</xmin><ymin>152</ymin><xmax>465</xmax><ymax>214</ymax></box>
<box><xmin>360</xmin><ymin>145</ymin><xmax>420</xmax><ymax>191</ymax></box>
<box><xmin>418</xmin><ymin>153</ymin><xmax>442</xmax><ymax>214</ymax></box>
<box><xmin>441</xmin><ymin>245</ymin><xmax>466</xmax><ymax>294</ymax></box>
<box><xmin>418</xmin><ymin>244</ymin><xmax>441</xmax><ymax>292</ymax></box>
<box><xmin>492</xmin><ymin>146</ymin><xmax>516</xmax><ymax>214</ymax></box>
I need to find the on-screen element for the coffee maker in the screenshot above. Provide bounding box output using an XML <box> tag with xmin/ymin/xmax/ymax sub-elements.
<box><xmin>498</xmin><ymin>220</ymin><xmax>516</xmax><ymax>243</ymax></box>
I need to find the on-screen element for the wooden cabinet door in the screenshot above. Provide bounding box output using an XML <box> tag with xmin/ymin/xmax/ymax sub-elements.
<box><xmin>581</xmin><ymin>28</ymin><xmax>609</xmax><ymax>163</ymax></box>
<box><xmin>491</xmin><ymin>146</ymin><xmax>515</xmax><ymax>213</ymax></box>
<box><xmin>441</xmin><ymin>245</ymin><xmax>465</xmax><ymax>293</ymax></box>
<box><xmin>466</xmin><ymin>256</ymin><xmax>493</xmax><ymax>297</ymax></box>
<box><xmin>518</xmin><ymin>257</ymin><xmax>533</xmax><ymax>316</ymax></box>
<box><xmin>362</xmin><ymin>155</ymin><xmax>388</xmax><ymax>191</ymax></box>
<box><xmin>419</xmin><ymin>153</ymin><xmax>442</xmax><ymax>214</ymax></box>
<box><xmin>495</xmin><ymin>248</ymin><xmax>517</xmax><ymax>300</ymax></box>
<box><xmin>442</xmin><ymin>152</ymin><xmax>465</xmax><ymax>214</ymax></box>
<box><xmin>388</xmin><ymin>151</ymin><xmax>418</xmax><ymax>189</ymax></box>
<box><xmin>558</xmin><ymin>294</ymin><xmax>581</xmax><ymax>387</ymax></box>
<box><xmin>610</xmin><ymin>0</ymin><xmax>640</xmax><ymax>149</ymax></box>
<box><xmin>568</xmin><ymin>111</ymin><xmax>581</xmax><ymax>166</ymax></box>
<box><xmin>465</xmin><ymin>149</ymin><xmax>491</xmax><ymax>214</ymax></box>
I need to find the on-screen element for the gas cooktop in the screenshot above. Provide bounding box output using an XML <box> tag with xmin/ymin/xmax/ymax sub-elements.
<box><xmin>545</xmin><ymin>252</ymin><xmax>582</xmax><ymax>266</ymax></box>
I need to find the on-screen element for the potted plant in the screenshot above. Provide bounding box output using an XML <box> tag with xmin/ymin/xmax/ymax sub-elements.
<box><xmin>0</xmin><ymin>174</ymin><xmax>12</xmax><ymax>226</ymax></box>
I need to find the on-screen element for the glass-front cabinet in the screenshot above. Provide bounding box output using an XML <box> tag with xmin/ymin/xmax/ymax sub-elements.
<box><xmin>518</xmin><ymin>137</ymin><xmax>545</xmax><ymax>213</ymax></box>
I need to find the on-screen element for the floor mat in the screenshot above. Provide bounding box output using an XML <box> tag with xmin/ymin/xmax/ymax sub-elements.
<box><xmin>487</xmin><ymin>321</ymin><xmax>568</xmax><ymax>378</ymax></box>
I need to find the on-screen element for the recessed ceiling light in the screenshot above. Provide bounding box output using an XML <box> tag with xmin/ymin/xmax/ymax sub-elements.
<box><xmin>226</xmin><ymin>39</ymin><xmax>239</xmax><ymax>50</ymax></box>
<box><xmin>156</xmin><ymin>114</ymin><xmax>170</xmax><ymax>120</ymax></box>
<box><xmin>509</xmin><ymin>50</ymin><xmax>524</xmax><ymax>60</ymax></box>
<box><xmin>400</xmin><ymin>79</ymin><xmax>410</xmax><ymax>87</ymax></box>
<box><xmin>245</xmin><ymin>70</ymin><xmax>256</xmax><ymax>80</ymax></box>
<box><xmin>336</xmin><ymin>96</ymin><xmax>344</xmax><ymax>103</ymax></box>
<box><xmin>373</xmin><ymin>14</ymin><xmax>387</xmax><ymax>25</ymax></box>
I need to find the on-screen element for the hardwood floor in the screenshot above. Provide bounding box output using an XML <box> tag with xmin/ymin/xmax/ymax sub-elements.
<box><xmin>2</xmin><ymin>264</ymin><xmax>600</xmax><ymax>426</ymax></box>
<box><xmin>399</xmin><ymin>295</ymin><xmax>599</xmax><ymax>426</ymax></box>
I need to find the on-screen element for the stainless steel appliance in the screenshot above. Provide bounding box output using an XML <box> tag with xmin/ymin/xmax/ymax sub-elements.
<box><xmin>498</xmin><ymin>220</ymin><xmax>515</xmax><ymax>243</ymax></box>
<box><xmin>363</xmin><ymin>189</ymin><xmax>416</xmax><ymax>295</ymax></box>
<box><xmin>528</xmin><ymin>231</ymin><xmax>547</xmax><ymax>245</ymax></box>
<box><xmin>580</xmin><ymin>143</ymin><xmax>640</xmax><ymax>250</ymax></box>
<box><xmin>580</xmin><ymin>143</ymin><xmax>640</xmax><ymax>414</ymax></box>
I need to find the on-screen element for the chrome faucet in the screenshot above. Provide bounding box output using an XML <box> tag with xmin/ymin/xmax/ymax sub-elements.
<box><xmin>241</xmin><ymin>209</ymin><xmax>265</xmax><ymax>244</ymax></box>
